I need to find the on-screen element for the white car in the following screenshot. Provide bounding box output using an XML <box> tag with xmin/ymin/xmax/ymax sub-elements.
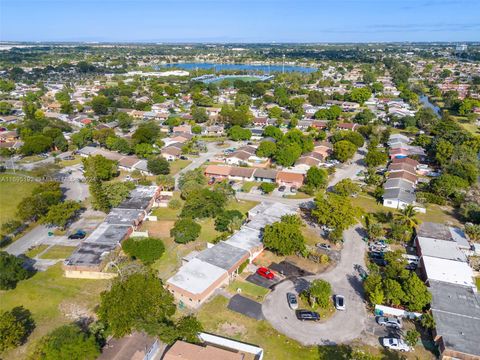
<box><xmin>334</xmin><ymin>295</ymin><xmax>345</xmax><ymax>310</ymax></box>
<box><xmin>382</xmin><ymin>338</ymin><xmax>411</xmax><ymax>352</ymax></box>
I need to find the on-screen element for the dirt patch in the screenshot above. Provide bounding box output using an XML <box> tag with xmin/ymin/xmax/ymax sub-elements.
<box><xmin>218</xmin><ymin>322</ymin><xmax>247</xmax><ymax>337</ymax></box>
<box><xmin>59</xmin><ymin>301</ymin><xmax>95</xmax><ymax>322</ymax></box>
<box><xmin>286</xmin><ymin>255</ymin><xmax>333</xmax><ymax>274</ymax></box>
<box><xmin>142</xmin><ymin>220</ymin><xmax>174</xmax><ymax>238</ymax></box>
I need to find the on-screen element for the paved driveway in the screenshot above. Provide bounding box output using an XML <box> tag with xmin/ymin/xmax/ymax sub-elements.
<box><xmin>228</xmin><ymin>294</ymin><xmax>264</xmax><ymax>320</ymax></box>
<box><xmin>262</xmin><ymin>225</ymin><xmax>368</xmax><ymax>345</ymax></box>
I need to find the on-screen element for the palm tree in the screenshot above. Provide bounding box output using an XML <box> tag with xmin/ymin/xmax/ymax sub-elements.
<box><xmin>396</xmin><ymin>205</ymin><xmax>418</xmax><ymax>229</ymax></box>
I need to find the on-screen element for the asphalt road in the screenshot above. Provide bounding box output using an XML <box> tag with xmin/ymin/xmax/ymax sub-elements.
<box><xmin>262</xmin><ymin>225</ymin><xmax>368</xmax><ymax>345</ymax></box>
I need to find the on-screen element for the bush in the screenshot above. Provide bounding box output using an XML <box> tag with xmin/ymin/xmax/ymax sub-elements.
<box><xmin>32</xmin><ymin>324</ymin><xmax>100</xmax><ymax>360</ymax></box>
<box><xmin>0</xmin><ymin>306</ymin><xmax>35</xmax><ymax>352</ymax></box>
<box><xmin>259</xmin><ymin>182</ymin><xmax>276</xmax><ymax>194</ymax></box>
<box><xmin>122</xmin><ymin>237</ymin><xmax>165</xmax><ymax>265</ymax></box>
<box><xmin>307</xmin><ymin>279</ymin><xmax>332</xmax><ymax>309</ymax></box>
<box><xmin>405</xmin><ymin>329</ymin><xmax>420</xmax><ymax>347</ymax></box>
<box><xmin>168</xmin><ymin>198</ymin><xmax>182</xmax><ymax>210</ymax></box>
<box><xmin>171</xmin><ymin>218</ymin><xmax>201</xmax><ymax>244</ymax></box>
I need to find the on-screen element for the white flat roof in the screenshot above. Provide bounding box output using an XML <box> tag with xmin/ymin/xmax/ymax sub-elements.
<box><xmin>224</xmin><ymin>227</ymin><xmax>262</xmax><ymax>253</ymax></box>
<box><xmin>423</xmin><ymin>256</ymin><xmax>475</xmax><ymax>288</ymax></box>
<box><xmin>418</xmin><ymin>238</ymin><xmax>467</xmax><ymax>262</ymax></box>
<box><xmin>167</xmin><ymin>258</ymin><xmax>227</xmax><ymax>295</ymax></box>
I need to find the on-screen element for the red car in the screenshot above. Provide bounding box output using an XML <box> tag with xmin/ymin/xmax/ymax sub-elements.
<box><xmin>256</xmin><ymin>267</ymin><xmax>274</xmax><ymax>280</ymax></box>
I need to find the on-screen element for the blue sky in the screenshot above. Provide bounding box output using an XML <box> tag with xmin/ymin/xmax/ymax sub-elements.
<box><xmin>1</xmin><ymin>0</ymin><xmax>479</xmax><ymax>42</ymax></box>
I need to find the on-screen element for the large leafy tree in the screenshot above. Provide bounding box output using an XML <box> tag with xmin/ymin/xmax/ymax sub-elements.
<box><xmin>41</xmin><ymin>200</ymin><xmax>82</xmax><ymax>229</ymax></box>
<box><xmin>147</xmin><ymin>156</ymin><xmax>170</xmax><ymax>175</ymax></box>
<box><xmin>0</xmin><ymin>307</ymin><xmax>35</xmax><ymax>352</ymax></box>
<box><xmin>98</xmin><ymin>272</ymin><xmax>176</xmax><ymax>337</ymax></box>
<box><xmin>122</xmin><ymin>237</ymin><xmax>165</xmax><ymax>265</ymax></box>
<box><xmin>305</xmin><ymin>167</ymin><xmax>328</xmax><ymax>190</ymax></box>
<box><xmin>83</xmin><ymin>155</ymin><xmax>118</xmax><ymax>181</ymax></box>
<box><xmin>31</xmin><ymin>324</ymin><xmax>99</xmax><ymax>360</ymax></box>
<box><xmin>263</xmin><ymin>215</ymin><xmax>305</xmax><ymax>255</ymax></box>
<box><xmin>256</xmin><ymin>141</ymin><xmax>277</xmax><ymax>158</ymax></box>
<box><xmin>181</xmin><ymin>188</ymin><xmax>227</xmax><ymax>219</ymax></box>
<box><xmin>171</xmin><ymin>218</ymin><xmax>201</xmax><ymax>244</ymax></box>
<box><xmin>274</xmin><ymin>142</ymin><xmax>302</xmax><ymax>167</ymax></box>
<box><xmin>307</xmin><ymin>279</ymin><xmax>332</xmax><ymax>309</ymax></box>
<box><xmin>312</xmin><ymin>192</ymin><xmax>356</xmax><ymax>236</ymax></box>
<box><xmin>402</xmin><ymin>273</ymin><xmax>432</xmax><ymax>312</ymax></box>
<box><xmin>332</xmin><ymin>140</ymin><xmax>357</xmax><ymax>162</ymax></box>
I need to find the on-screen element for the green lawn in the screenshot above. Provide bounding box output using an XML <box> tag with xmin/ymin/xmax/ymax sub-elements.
<box><xmin>0</xmin><ymin>174</ymin><xmax>38</xmax><ymax>228</ymax></box>
<box><xmin>241</xmin><ymin>181</ymin><xmax>260</xmax><ymax>193</ymax></box>
<box><xmin>197</xmin><ymin>296</ymin><xmax>320</xmax><ymax>360</ymax></box>
<box><xmin>169</xmin><ymin>159</ymin><xmax>192</xmax><ymax>175</ymax></box>
<box><xmin>198</xmin><ymin>218</ymin><xmax>221</xmax><ymax>243</ymax></box>
<box><xmin>476</xmin><ymin>277</ymin><xmax>480</xmax><ymax>291</ymax></box>
<box><xmin>57</xmin><ymin>155</ymin><xmax>83</xmax><ymax>167</ymax></box>
<box><xmin>227</xmin><ymin>280</ymin><xmax>269</xmax><ymax>302</ymax></box>
<box><xmin>25</xmin><ymin>245</ymin><xmax>50</xmax><ymax>258</ymax></box>
<box><xmin>0</xmin><ymin>264</ymin><xmax>108</xmax><ymax>359</ymax></box>
<box><xmin>39</xmin><ymin>245</ymin><xmax>77</xmax><ymax>259</ymax></box>
<box><xmin>226</xmin><ymin>199</ymin><xmax>259</xmax><ymax>215</ymax></box>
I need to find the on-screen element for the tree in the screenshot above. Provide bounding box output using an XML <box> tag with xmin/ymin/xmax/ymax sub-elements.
<box><xmin>268</xmin><ymin>106</ymin><xmax>283</xmax><ymax>119</ymax></box>
<box><xmin>92</xmin><ymin>128</ymin><xmax>115</xmax><ymax>146</ymax></box>
<box><xmin>331</xmin><ymin>131</ymin><xmax>364</xmax><ymax>148</ymax></box>
<box><xmin>191</xmin><ymin>106</ymin><xmax>209</xmax><ymax>123</ymax></box>
<box><xmin>178</xmin><ymin>168</ymin><xmax>206</xmax><ymax>190</ymax></box>
<box><xmin>363</xmin><ymin>273</ymin><xmax>384</xmax><ymax>305</ymax></box>
<box><xmin>41</xmin><ymin>200</ymin><xmax>82</xmax><ymax>229</ymax></box>
<box><xmin>263</xmin><ymin>215</ymin><xmax>305</xmax><ymax>255</ymax></box>
<box><xmin>333</xmin><ymin>140</ymin><xmax>357</xmax><ymax>162</ymax></box>
<box><xmin>404</xmin><ymin>329</ymin><xmax>420</xmax><ymax>348</ymax></box>
<box><xmin>116</xmin><ymin>112</ymin><xmax>133</xmax><ymax>130</ymax></box>
<box><xmin>465</xmin><ymin>223</ymin><xmax>480</xmax><ymax>241</ymax></box>
<box><xmin>181</xmin><ymin>188</ymin><xmax>227</xmax><ymax>219</ymax></box>
<box><xmin>435</xmin><ymin>139</ymin><xmax>454</xmax><ymax>166</ymax></box>
<box><xmin>353</xmin><ymin>109</ymin><xmax>375</xmax><ymax>125</ymax></box>
<box><xmin>420</xmin><ymin>312</ymin><xmax>436</xmax><ymax>330</ymax></box>
<box><xmin>91</xmin><ymin>95</ymin><xmax>110</xmax><ymax>115</ymax></box>
<box><xmin>122</xmin><ymin>237</ymin><xmax>165</xmax><ymax>265</ymax></box>
<box><xmin>305</xmin><ymin>167</ymin><xmax>328</xmax><ymax>190</ymax></box>
<box><xmin>134</xmin><ymin>143</ymin><xmax>155</xmax><ymax>158</ymax></box>
<box><xmin>256</xmin><ymin>141</ymin><xmax>277</xmax><ymax>158</ymax></box>
<box><xmin>431</xmin><ymin>174</ymin><xmax>469</xmax><ymax>199</ymax></box>
<box><xmin>83</xmin><ymin>155</ymin><xmax>118</xmax><ymax>181</ymax></box>
<box><xmin>132</xmin><ymin>122</ymin><xmax>160</xmax><ymax>144</ymax></box>
<box><xmin>263</xmin><ymin>125</ymin><xmax>283</xmax><ymax>141</ymax></box>
<box><xmin>383</xmin><ymin>279</ymin><xmax>405</xmax><ymax>306</ymax></box>
<box><xmin>333</xmin><ymin>179</ymin><xmax>360</xmax><ymax>197</ymax></box>
<box><xmin>174</xmin><ymin>315</ymin><xmax>203</xmax><ymax>344</ymax></box>
<box><xmin>312</xmin><ymin>192</ymin><xmax>356</xmax><ymax>238</ymax></box>
<box><xmin>98</xmin><ymin>272</ymin><xmax>176</xmax><ymax>337</ymax></box>
<box><xmin>147</xmin><ymin>156</ymin><xmax>170</xmax><ymax>175</ymax></box>
<box><xmin>214</xmin><ymin>210</ymin><xmax>244</xmax><ymax>233</ymax></box>
<box><xmin>227</xmin><ymin>125</ymin><xmax>251</xmax><ymax>141</ymax></box>
<box><xmin>0</xmin><ymin>307</ymin><xmax>35</xmax><ymax>352</ymax></box>
<box><xmin>16</xmin><ymin>182</ymin><xmax>63</xmax><ymax>222</ymax></box>
<box><xmin>0</xmin><ymin>101</ymin><xmax>13</xmax><ymax>115</ymax></box>
<box><xmin>32</xmin><ymin>324</ymin><xmax>100</xmax><ymax>360</ymax></box>
<box><xmin>260</xmin><ymin>182</ymin><xmax>276</xmax><ymax>194</ymax></box>
<box><xmin>364</xmin><ymin>149</ymin><xmax>388</xmax><ymax>167</ymax></box>
<box><xmin>89</xmin><ymin>180</ymin><xmax>111</xmax><ymax>213</ymax></box>
<box><xmin>20</xmin><ymin>134</ymin><xmax>52</xmax><ymax>155</ymax></box>
<box><xmin>307</xmin><ymin>279</ymin><xmax>332</xmax><ymax>309</ymax></box>
<box><xmin>274</xmin><ymin>142</ymin><xmax>302</xmax><ymax>167</ymax></box>
<box><xmin>156</xmin><ymin>174</ymin><xmax>175</xmax><ymax>190</ymax></box>
<box><xmin>102</xmin><ymin>181</ymin><xmax>136</xmax><ymax>207</ymax></box>
<box><xmin>71</xmin><ymin>127</ymin><xmax>93</xmax><ymax>149</ymax></box>
<box><xmin>308</xmin><ymin>90</ymin><xmax>325</xmax><ymax>106</ymax></box>
<box><xmin>402</xmin><ymin>273</ymin><xmax>432</xmax><ymax>312</ymax></box>
<box><xmin>171</xmin><ymin>218</ymin><xmax>201</xmax><ymax>244</ymax></box>
<box><xmin>395</xmin><ymin>204</ymin><xmax>418</xmax><ymax>229</ymax></box>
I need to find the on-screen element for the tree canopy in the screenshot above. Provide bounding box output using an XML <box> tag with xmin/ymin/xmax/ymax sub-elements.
<box><xmin>263</xmin><ymin>215</ymin><xmax>305</xmax><ymax>255</ymax></box>
<box><xmin>122</xmin><ymin>237</ymin><xmax>165</xmax><ymax>265</ymax></box>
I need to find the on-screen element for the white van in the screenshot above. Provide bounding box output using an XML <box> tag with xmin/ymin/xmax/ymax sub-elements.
<box><xmin>402</xmin><ymin>254</ymin><xmax>419</xmax><ymax>265</ymax></box>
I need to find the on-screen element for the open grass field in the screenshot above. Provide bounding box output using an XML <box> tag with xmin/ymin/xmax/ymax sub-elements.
<box><xmin>57</xmin><ymin>155</ymin><xmax>83</xmax><ymax>167</ymax></box>
<box><xmin>226</xmin><ymin>199</ymin><xmax>259</xmax><ymax>214</ymax></box>
<box><xmin>0</xmin><ymin>264</ymin><xmax>108</xmax><ymax>359</ymax></box>
<box><xmin>169</xmin><ymin>159</ymin><xmax>192</xmax><ymax>175</ymax></box>
<box><xmin>25</xmin><ymin>245</ymin><xmax>50</xmax><ymax>258</ymax></box>
<box><xmin>0</xmin><ymin>174</ymin><xmax>38</xmax><ymax>227</ymax></box>
<box><xmin>39</xmin><ymin>245</ymin><xmax>77</xmax><ymax>259</ymax></box>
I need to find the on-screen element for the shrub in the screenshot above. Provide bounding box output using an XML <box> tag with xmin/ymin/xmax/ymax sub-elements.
<box><xmin>307</xmin><ymin>279</ymin><xmax>332</xmax><ymax>309</ymax></box>
<box><xmin>122</xmin><ymin>237</ymin><xmax>165</xmax><ymax>265</ymax></box>
<box><xmin>259</xmin><ymin>182</ymin><xmax>276</xmax><ymax>194</ymax></box>
<box><xmin>168</xmin><ymin>198</ymin><xmax>182</xmax><ymax>210</ymax></box>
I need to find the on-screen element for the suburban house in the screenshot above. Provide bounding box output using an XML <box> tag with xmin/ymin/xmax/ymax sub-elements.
<box><xmin>225</xmin><ymin>145</ymin><xmax>269</xmax><ymax>167</ymax></box>
<box><xmin>228</xmin><ymin>167</ymin><xmax>255</xmax><ymax>182</ymax></box>
<box><xmin>163</xmin><ymin>333</ymin><xmax>264</xmax><ymax>360</ymax></box>
<box><xmin>161</xmin><ymin>143</ymin><xmax>183</xmax><ymax>161</ymax></box>
<box><xmin>64</xmin><ymin>186</ymin><xmax>160</xmax><ymax>279</ymax></box>
<box><xmin>166</xmin><ymin>202</ymin><xmax>296</xmax><ymax>308</ymax></box>
<box><xmin>382</xmin><ymin>188</ymin><xmax>416</xmax><ymax>210</ymax></box>
<box><xmin>413</xmin><ymin>222</ymin><xmax>479</xmax><ymax>360</ymax></box>
<box><xmin>98</xmin><ymin>332</ymin><xmax>164</xmax><ymax>360</ymax></box>
<box><xmin>78</xmin><ymin>146</ymin><xmax>151</xmax><ymax>175</ymax></box>
<box><xmin>337</xmin><ymin>122</ymin><xmax>359</xmax><ymax>131</ymax></box>
<box><xmin>204</xmin><ymin>164</ymin><xmax>231</xmax><ymax>180</ymax></box>
<box><xmin>276</xmin><ymin>171</ymin><xmax>304</xmax><ymax>188</ymax></box>
<box><xmin>253</xmin><ymin>168</ymin><xmax>278</xmax><ymax>183</ymax></box>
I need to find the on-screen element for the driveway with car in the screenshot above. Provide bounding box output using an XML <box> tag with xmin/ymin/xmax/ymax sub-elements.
<box><xmin>262</xmin><ymin>225</ymin><xmax>368</xmax><ymax>345</ymax></box>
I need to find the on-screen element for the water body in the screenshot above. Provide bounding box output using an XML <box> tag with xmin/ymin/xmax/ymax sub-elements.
<box><xmin>419</xmin><ymin>95</ymin><xmax>441</xmax><ymax>117</ymax></box>
<box><xmin>155</xmin><ymin>62</ymin><xmax>317</xmax><ymax>73</ymax></box>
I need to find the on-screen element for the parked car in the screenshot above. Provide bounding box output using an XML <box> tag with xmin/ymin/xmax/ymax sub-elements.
<box><xmin>256</xmin><ymin>267</ymin><xmax>274</xmax><ymax>280</ymax></box>
<box><xmin>68</xmin><ymin>230</ymin><xmax>86</xmax><ymax>240</ymax></box>
<box><xmin>334</xmin><ymin>295</ymin><xmax>345</xmax><ymax>310</ymax></box>
<box><xmin>286</xmin><ymin>292</ymin><xmax>298</xmax><ymax>310</ymax></box>
<box><xmin>370</xmin><ymin>258</ymin><xmax>388</xmax><ymax>266</ymax></box>
<box><xmin>295</xmin><ymin>310</ymin><xmax>320</xmax><ymax>321</ymax></box>
<box><xmin>369</xmin><ymin>251</ymin><xmax>384</xmax><ymax>260</ymax></box>
<box><xmin>290</xmin><ymin>186</ymin><xmax>297</xmax><ymax>193</ymax></box>
<box><xmin>377</xmin><ymin>316</ymin><xmax>402</xmax><ymax>329</ymax></box>
<box><xmin>278</xmin><ymin>186</ymin><xmax>286</xmax><ymax>192</ymax></box>
<box><xmin>317</xmin><ymin>243</ymin><xmax>331</xmax><ymax>251</ymax></box>
<box><xmin>382</xmin><ymin>338</ymin><xmax>410</xmax><ymax>352</ymax></box>
<box><xmin>405</xmin><ymin>263</ymin><xmax>417</xmax><ymax>271</ymax></box>
<box><xmin>208</xmin><ymin>177</ymin><xmax>216</xmax><ymax>185</ymax></box>
<box><xmin>179</xmin><ymin>155</ymin><xmax>188</xmax><ymax>160</ymax></box>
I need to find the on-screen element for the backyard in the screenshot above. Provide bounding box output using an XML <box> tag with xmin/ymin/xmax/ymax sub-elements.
<box><xmin>0</xmin><ymin>174</ymin><xmax>38</xmax><ymax>228</ymax></box>
<box><xmin>0</xmin><ymin>264</ymin><xmax>108</xmax><ymax>359</ymax></box>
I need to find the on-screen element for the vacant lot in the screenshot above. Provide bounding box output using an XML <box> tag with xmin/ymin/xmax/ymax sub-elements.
<box><xmin>0</xmin><ymin>174</ymin><xmax>38</xmax><ymax>227</ymax></box>
<box><xmin>227</xmin><ymin>280</ymin><xmax>270</xmax><ymax>302</ymax></box>
<box><xmin>142</xmin><ymin>220</ymin><xmax>175</xmax><ymax>238</ymax></box>
<box><xmin>169</xmin><ymin>159</ymin><xmax>192</xmax><ymax>175</ymax></box>
<box><xmin>0</xmin><ymin>264</ymin><xmax>108</xmax><ymax>359</ymax></box>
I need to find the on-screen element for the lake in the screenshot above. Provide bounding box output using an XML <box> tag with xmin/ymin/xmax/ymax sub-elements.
<box><xmin>419</xmin><ymin>95</ymin><xmax>441</xmax><ymax>117</ymax></box>
<box><xmin>154</xmin><ymin>62</ymin><xmax>317</xmax><ymax>73</ymax></box>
